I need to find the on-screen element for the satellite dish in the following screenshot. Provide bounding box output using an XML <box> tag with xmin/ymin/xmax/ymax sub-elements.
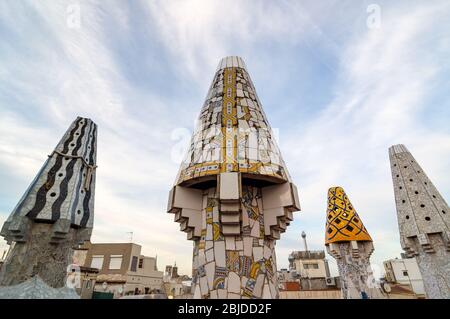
<box><xmin>118</xmin><ymin>287</ymin><xmax>123</xmax><ymax>294</ymax></box>
<box><xmin>102</xmin><ymin>282</ymin><xmax>108</xmax><ymax>291</ymax></box>
<box><xmin>382</xmin><ymin>282</ymin><xmax>392</xmax><ymax>293</ymax></box>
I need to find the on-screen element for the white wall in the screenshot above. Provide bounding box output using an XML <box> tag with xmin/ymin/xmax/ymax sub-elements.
<box><xmin>386</xmin><ymin>259</ymin><xmax>425</xmax><ymax>295</ymax></box>
<box><xmin>294</xmin><ymin>259</ymin><xmax>328</xmax><ymax>279</ymax></box>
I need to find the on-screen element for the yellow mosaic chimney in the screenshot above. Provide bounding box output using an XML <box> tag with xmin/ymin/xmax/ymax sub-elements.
<box><xmin>325</xmin><ymin>186</ymin><xmax>372</xmax><ymax>244</ymax></box>
<box><xmin>324</xmin><ymin>186</ymin><xmax>381</xmax><ymax>299</ymax></box>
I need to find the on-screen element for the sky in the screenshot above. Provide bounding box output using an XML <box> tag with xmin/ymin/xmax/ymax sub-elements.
<box><xmin>0</xmin><ymin>0</ymin><xmax>449</xmax><ymax>277</ymax></box>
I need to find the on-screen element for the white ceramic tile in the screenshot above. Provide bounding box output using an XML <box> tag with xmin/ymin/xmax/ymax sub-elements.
<box><xmin>206</xmin><ymin>248</ymin><xmax>214</xmax><ymax>262</ymax></box>
<box><xmin>206</xmin><ymin>224</ymin><xmax>213</xmax><ymax>240</ymax></box>
<box><xmin>225</xmin><ymin>236</ymin><xmax>236</xmax><ymax>250</ymax></box>
<box><xmin>262</xmin><ymin>283</ymin><xmax>271</xmax><ymax>299</ymax></box>
<box><xmin>198</xmin><ymin>249</ymin><xmax>206</xmax><ymax>265</ymax></box>
<box><xmin>242</xmin><ymin>208</ymin><xmax>249</xmax><ymax>227</ymax></box>
<box><xmin>205</xmin><ymin>261</ymin><xmax>215</xmax><ymax>289</ymax></box>
<box><xmin>241</xmin><ymin>58</ymin><xmax>247</xmax><ymax>70</ymax></box>
<box><xmin>253</xmin><ymin>274</ymin><xmax>265</xmax><ymax>298</ymax></box>
<box><xmin>218</xmin><ymin>289</ymin><xmax>227</xmax><ymax>299</ymax></box>
<box><xmin>232</xmin><ymin>56</ymin><xmax>238</xmax><ymax>67</ymax></box>
<box><xmin>243</xmin><ymin>237</ymin><xmax>252</xmax><ymax>256</ymax></box>
<box><xmin>226</xmin><ymin>56</ymin><xmax>232</xmax><ymax>67</ymax></box>
<box><xmin>241</xmin><ymin>276</ymin><xmax>248</xmax><ymax>289</ymax></box>
<box><xmin>201</xmin><ymin>210</ymin><xmax>207</xmax><ymax>229</ymax></box>
<box><xmin>214</xmin><ymin>241</ymin><xmax>226</xmax><ymax>267</ymax></box>
<box><xmin>220</xmin><ymin>58</ymin><xmax>226</xmax><ymax>69</ymax></box>
<box><xmin>237</xmin><ymin>57</ymin><xmax>243</xmax><ymax>68</ymax></box>
<box><xmin>263</xmin><ymin>244</ymin><xmax>271</xmax><ymax>259</ymax></box>
<box><xmin>251</xmin><ymin>221</ymin><xmax>260</xmax><ymax>237</ymax></box>
<box><xmin>193</xmin><ymin>284</ymin><xmax>201</xmax><ymax>299</ymax></box>
<box><xmin>268</xmin><ymin>280</ymin><xmax>276</xmax><ymax>298</ymax></box>
<box><xmin>200</xmin><ymin>276</ymin><xmax>208</xmax><ymax>295</ymax></box>
<box><xmin>253</xmin><ymin>246</ymin><xmax>263</xmax><ymax>261</ymax></box>
<box><xmin>212</xmin><ymin>206</ymin><xmax>219</xmax><ymax>222</ymax></box>
<box><xmin>227</xmin><ymin>271</ymin><xmax>240</xmax><ymax>294</ymax></box>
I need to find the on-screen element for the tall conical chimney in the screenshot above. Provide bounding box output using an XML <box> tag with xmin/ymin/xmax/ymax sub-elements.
<box><xmin>0</xmin><ymin>117</ymin><xmax>97</xmax><ymax>289</ymax></box>
<box><xmin>389</xmin><ymin>144</ymin><xmax>449</xmax><ymax>299</ymax></box>
<box><xmin>167</xmin><ymin>56</ymin><xmax>300</xmax><ymax>299</ymax></box>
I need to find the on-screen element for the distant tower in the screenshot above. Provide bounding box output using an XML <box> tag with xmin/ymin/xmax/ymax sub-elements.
<box><xmin>167</xmin><ymin>56</ymin><xmax>300</xmax><ymax>299</ymax></box>
<box><xmin>0</xmin><ymin>117</ymin><xmax>97</xmax><ymax>289</ymax></box>
<box><xmin>301</xmin><ymin>231</ymin><xmax>308</xmax><ymax>252</ymax></box>
<box><xmin>389</xmin><ymin>144</ymin><xmax>449</xmax><ymax>299</ymax></box>
<box><xmin>172</xmin><ymin>262</ymin><xmax>179</xmax><ymax>278</ymax></box>
<box><xmin>325</xmin><ymin>187</ymin><xmax>381</xmax><ymax>299</ymax></box>
<box><xmin>165</xmin><ymin>265</ymin><xmax>173</xmax><ymax>278</ymax></box>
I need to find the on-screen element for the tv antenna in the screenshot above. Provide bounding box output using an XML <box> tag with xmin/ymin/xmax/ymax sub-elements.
<box><xmin>301</xmin><ymin>231</ymin><xmax>308</xmax><ymax>252</ymax></box>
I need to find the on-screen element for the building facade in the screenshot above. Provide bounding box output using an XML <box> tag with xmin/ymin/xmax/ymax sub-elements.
<box><xmin>289</xmin><ymin>250</ymin><xmax>331</xmax><ymax>279</ymax></box>
<box><xmin>81</xmin><ymin>242</ymin><xmax>163</xmax><ymax>298</ymax></box>
<box><xmin>280</xmin><ymin>250</ymin><xmax>339</xmax><ymax>295</ymax></box>
<box><xmin>384</xmin><ymin>258</ymin><xmax>425</xmax><ymax>296</ymax></box>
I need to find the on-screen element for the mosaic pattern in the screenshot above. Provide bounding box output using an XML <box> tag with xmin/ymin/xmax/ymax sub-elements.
<box><xmin>389</xmin><ymin>144</ymin><xmax>450</xmax><ymax>299</ymax></box>
<box><xmin>327</xmin><ymin>242</ymin><xmax>382</xmax><ymax>299</ymax></box>
<box><xmin>325</xmin><ymin>187</ymin><xmax>372</xmax><ymax>244</ymax></box>
<box><xmin>176</xmin><ymin>56</ymin><xmax>291</xmax><ymax>185</ymax></box>
<box><xmin>191</xmin><ymin>186</ymin><xmax>279</xmax><ymax>299</ymax></box>
<box><xmin>325</xmin><ymin>187</ymin><xmax>381</xmax><ymax>299</ymax></box>
<box><xmin>0</xmin><ymin>276</ymin><xmax>79</xmax><ymax>299</ymax></box>
<box><xmin>1</xmin><ymin>117</ymin><xmax>97</xmax><ymax>244</ymax></box>
<box><xmin>168</xmin><ymin>57</ymin><xmax>300</xmax><ymax>299</ymax></box>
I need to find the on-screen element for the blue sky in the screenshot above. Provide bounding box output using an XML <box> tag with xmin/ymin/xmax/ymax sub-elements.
<box><xmin>1</xmin><ymin>0</ymin><xmax>449</xmax><ymax>277</ymax></box>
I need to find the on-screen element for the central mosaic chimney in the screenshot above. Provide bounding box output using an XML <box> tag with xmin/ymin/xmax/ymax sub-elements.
<box><xmin>167</xmin><ymin>56</ymin><xmax>300</xmax><ymax>299</ymax></box>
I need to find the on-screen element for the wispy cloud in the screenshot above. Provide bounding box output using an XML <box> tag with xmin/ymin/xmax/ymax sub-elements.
<box><xmin>1</xmin><ymin>1</ymin><xmax>449</xmax><ymax>277</ymax></box>
<box><xmin>280</xmin><ymin>1</ymin><xmax>450</xmax><ymax>273</ymax></box>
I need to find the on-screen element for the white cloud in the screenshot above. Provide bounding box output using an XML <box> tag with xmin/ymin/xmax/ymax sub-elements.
<box><xmin>1</xmin><ymin>1</ymin><xmax>449</xmax><ymax>278</ymax></box>
<box><xmin>278</xmin><ymin>2</ymin><xmax>450</xmax><ymax>273</ymax></box>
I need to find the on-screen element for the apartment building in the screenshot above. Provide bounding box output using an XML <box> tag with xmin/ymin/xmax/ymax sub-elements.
<box><xmin>80</xmin><ymin>242</ymin><xmax>163</xmax><ymax>298</ymax></box>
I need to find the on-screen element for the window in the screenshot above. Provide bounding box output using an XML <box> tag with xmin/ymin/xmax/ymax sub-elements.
<box><xmin>403</xmin><ymin>271</ymin><xmax>408</xmax><ymax>276</ymax></box>
<box><xmin>91</xmin><ymin>255</ymin><xmax>104</xmax><ymax>270</ymax></box>
<box><xmin>303</xmin><ymin>263</ymin><xmax>319</xmax><ymax>270</ymax></box>
<box><xmin>109</xmin><ymin>255</ymin><xmax>123</xmax><ymax>270</ymax></box>
<box><xmin>130</xmin><ymin>256</ymin><xmax>138</xmax><ymax>272</ymax></box>
<box><xmin>139</xmin><ymin>258</ymin><xmax>144</xmax><ymax>269</ymax></box>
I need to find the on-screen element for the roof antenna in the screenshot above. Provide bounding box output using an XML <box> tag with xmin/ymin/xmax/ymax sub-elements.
<box><xmin>301</xmin><ymin>231</ymin><xmax>309</xmax><ymax>256</ymax></box>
